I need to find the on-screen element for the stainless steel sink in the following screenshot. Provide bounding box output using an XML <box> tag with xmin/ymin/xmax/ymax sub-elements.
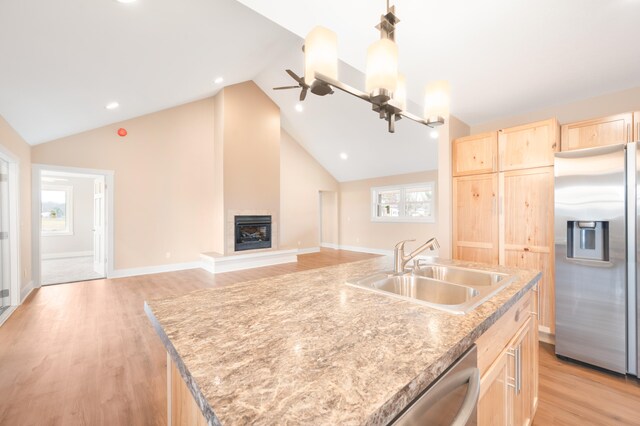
<box><xmin>411</xmin><ymin>265</ymin><xmax>508</xmax><ymax>287</ymax></box>
<box><xmin>346</xmin><ymin>264</ymin><xmax>515</xmax><ymax>314</ymax></box>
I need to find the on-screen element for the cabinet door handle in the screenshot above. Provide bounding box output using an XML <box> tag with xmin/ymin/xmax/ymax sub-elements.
<box><xmin>507</xmin><ymin>347</ymin><xmax>522</xmax><ymax>395</ymax></box>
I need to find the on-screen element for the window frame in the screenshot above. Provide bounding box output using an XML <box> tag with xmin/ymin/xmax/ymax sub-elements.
<box><xmin>371</xmin><ymin>182</ymin><xmax>435</xmax><ymax>223</ymax></box>
<box><xmin>41</xmin><ymin>184</ymin><xmax>74</xmax><ymax>236</ymax></box>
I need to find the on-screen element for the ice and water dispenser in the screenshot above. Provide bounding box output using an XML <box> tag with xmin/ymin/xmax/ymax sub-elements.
<box><xmin>566</xmin><ymin>221</ymin><xmax>609</xmax><ymax>261</ymax></box>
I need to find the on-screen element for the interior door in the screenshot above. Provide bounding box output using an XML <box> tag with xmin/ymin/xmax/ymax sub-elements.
<box><xmin>0</xmin><ymin>158</ymin><xmax>9</xmax><ymax>311</ymax></box>
<box><xmin>92</xmin><ymin>177</ymin><xmax>106</xmax><ymax>276</ymax></box>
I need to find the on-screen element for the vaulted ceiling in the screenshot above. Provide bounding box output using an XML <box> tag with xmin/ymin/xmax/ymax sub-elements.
<box><xmin>1</xmin><ymin>0</ymin><xmax>640</xmax><ymax>181</ymax></box>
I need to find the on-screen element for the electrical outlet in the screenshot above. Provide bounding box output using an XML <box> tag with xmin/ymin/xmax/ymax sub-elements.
<box><xmin>165</xmin><ymin>252</ymin><xmax>171</xmax><ymax>259</ymax></box>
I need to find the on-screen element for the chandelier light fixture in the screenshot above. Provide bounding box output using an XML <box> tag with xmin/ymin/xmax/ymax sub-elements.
<box><xmin>273</xmin><ymin>1</ymin><xmax>450</xmax><ymax>133</ymax></box>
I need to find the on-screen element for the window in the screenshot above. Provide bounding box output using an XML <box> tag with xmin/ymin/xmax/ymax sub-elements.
<box><xmin>41</xmin><ymin>185</ymin><xmax>73</xmax><ymax>235</ymax></box>
<box><xmin>371</xmin><ymin>182</ymin><xmax>435</xmax><ymax>223</ymax></box>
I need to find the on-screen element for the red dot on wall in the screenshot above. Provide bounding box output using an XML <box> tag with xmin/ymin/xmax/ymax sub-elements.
<box><xmin>117</xmin><ymin>128</ymin><xmax>128</xmax><ymax>137</ymax></box>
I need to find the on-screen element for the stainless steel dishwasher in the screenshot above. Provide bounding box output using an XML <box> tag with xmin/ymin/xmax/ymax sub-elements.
<box><xmin>391</xmin><ymin>345</ymin><xmax>479</xmax><ymax>426</ymax></box>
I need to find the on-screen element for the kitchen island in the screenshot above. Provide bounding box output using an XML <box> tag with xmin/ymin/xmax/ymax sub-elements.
<box><xmin>145</xmin><ymin>256</ymin><xmax>540</xmax><ymax>425</ymax></box>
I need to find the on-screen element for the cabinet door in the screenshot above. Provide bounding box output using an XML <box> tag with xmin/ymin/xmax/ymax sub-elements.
<box><xmin>498</xmin><ymin>119</ymin><xmax>559</xmax><ymax>171</ymax></box>
<box><xmin>478</xmin><ymin>348</ymin><xmax>510</xmax><ymax>426</ymax></box>
<box><xmin>452</xmin><ymin>132</ymin><xmax>498</xmax><ymax>177</ymax></box>
<box><xmin>500</xmin><ymin>167</ymin><xmax>555</xmax><ymax>333</ymax></box>
<box><xmin>510</xmin><ymin>317</ymin><xmax>536</xmax><ymax>426</ymax></box>
<box><xmin>561</xmin><ymin>113</ymin><xmax>633</xmax><ymax>151</ymax></box>
<box><xmin>453</xmin><ymin>174</ymin><xmax>499</xmax><ymax>264</ymax></box>
<box><xmin>634</xmin><ymin>111</ymin><xmax>640</xmax><ymax>142</ymax></box>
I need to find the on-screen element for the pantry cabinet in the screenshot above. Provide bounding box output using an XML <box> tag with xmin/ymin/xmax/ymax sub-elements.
<box><xmin>452</xmin><ymin>132</ymin><xmax>498</xmax><ymax>176</ymax></box>
<box><xmin>498</xmin><ymin>119</ymin><xmax>559</xmax><ymax>170</ymax></box>
<box><xmin>500</xmin><ymin>167</ymin><xmax>555</xmax><ymax>333</ymax></box>
<box><xmin>452</xmin><ymin>120</ymin><xmax>557</xmax><ymax>334</ymax></box>
<box><xmin>452</xmin><ymin>174</ymin><xmax>499</xmax><ymax>265</ymax></box>
<box><xmin>560</xmin><ymin>113</ymin><xmax>633</xmax><ymax>151</ymax></box>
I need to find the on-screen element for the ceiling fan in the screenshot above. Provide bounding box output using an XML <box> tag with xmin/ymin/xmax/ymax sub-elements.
<box><xmin>273</xmin><ymin>69</ymin><xmax>333</xmax><ymax>101</ymax></box>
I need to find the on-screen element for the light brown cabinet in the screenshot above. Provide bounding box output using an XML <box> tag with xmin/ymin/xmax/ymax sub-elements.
<box><xmin>452</xmin><ymin>174</ymin><xmax>499</xmax><ymax>265</ymax></box>
<box><xmin>635</xmin><ymin>112</ymin><xmax>640</xmax><ymax>142</ymax></box>
<box><xmin>452</xmin><ymin>120</ymin><xmax>557</xmax><ymax>334</ymax></box>
<box><xmin>477</xmin><ymin>288</ymin><xmax>539</xmax><ymax>426</ymax></box>
<box><xmin>452</xmin><ymin>132</ymin><xmax>498</xmax><ymax>176</ymax></box>
<box><xmin>500</xmin><ymin>167</ymin><xmax>555</xmax><ymax>333</ymax></box>
<box><xmin>560</xmin><ymin>113</ymin><xmax>633</xmax><ymax>151</ymax></box>
<box><xmin>498</xmin><ymin>119</ymin><xmax>559</xmax><ymax>171</ymax></box>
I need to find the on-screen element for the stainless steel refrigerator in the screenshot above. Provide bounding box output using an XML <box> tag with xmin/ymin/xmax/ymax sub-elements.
<box><xmin>555</xmin><ymin>142</ymin><xmax>639</xmax><ymax>375</ymax></box>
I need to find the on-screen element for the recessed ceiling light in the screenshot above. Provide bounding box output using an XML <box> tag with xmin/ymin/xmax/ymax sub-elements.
<box><xmin>115</xmin><ymin>0</ymin><xmax>137</xmax><ymax>3</ymax></box>
<box><xmin>214</xmin><ymin>77</ymin><xmax>224</xmax><ymax>84</ymax></box>
<box><xmin>105</xmin><ymin>102</ymin><xmax>119</xmax><ymax>110</ymax></box>
<box><xmin>430</xmin><ymin>130</ymin><xmax>439</xmax><ymax>139</ymax></box>
<box><xmin>295</xmin><ymin>103</ymin><xmax>304</xmax><ymax>112</ymax></box>
<box><xmin>340</xmin><ymin>152</ymin><xmax>348</xmax><ymax>160</ymax></box>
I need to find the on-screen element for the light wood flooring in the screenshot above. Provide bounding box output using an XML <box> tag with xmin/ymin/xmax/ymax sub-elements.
<box><xmin>1</xmin><ymin>248</ymin><xmax>640</xmax><ymax>425</ymax></box>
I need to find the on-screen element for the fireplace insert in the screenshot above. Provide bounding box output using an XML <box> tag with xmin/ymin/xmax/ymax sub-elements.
<box><xmin>234</xmin><ymin>215</ymin><xmax>272</xmax><ymax>251</ymax></box>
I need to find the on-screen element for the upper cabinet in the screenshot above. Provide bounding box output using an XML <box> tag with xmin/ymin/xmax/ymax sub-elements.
<box><xmin>452</xmin><ymin>132</ymin><xmax>498</xmax><ymax>177</ymax></box>
<box><xmin>634</xmin><ymin>112</ymin><xmax>640</xmax><ymax>142</ymax></box>
<box><xmin>498</xmin><ymin>119</ymin><xmax>559</xmax><ymax>171</ymax></box>
<box><xmin>561</xmin><ymin>113</ymin><xmax>633</xmax><ymax>151</ymax></box>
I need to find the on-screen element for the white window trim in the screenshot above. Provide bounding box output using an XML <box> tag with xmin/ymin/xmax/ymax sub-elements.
<box><xmin>371</xmin><ymin>182</ymin><xmax>436</xmax><ymax>223</ymax></box>
<box><xmin>41</xmin><ymin>184</ymin><xmax>74</xmax><ymax>236</ymax></box>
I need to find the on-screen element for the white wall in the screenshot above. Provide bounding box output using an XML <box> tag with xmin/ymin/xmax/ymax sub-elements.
<box><xmin>41</xmin><ymin>176</ymin><xmax>94</xmax><ymax>257</ymax></box>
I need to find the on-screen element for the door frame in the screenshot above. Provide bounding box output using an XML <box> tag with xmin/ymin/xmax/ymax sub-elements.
<box><xmin>32</xmin><ymin>164</ymin><xmax>115</xmax><ymax>287</ymax></box>
<box><xmin>0</xmin><ymin>145</ymin><xmax>21</xmax><ymax>318</ymax></box>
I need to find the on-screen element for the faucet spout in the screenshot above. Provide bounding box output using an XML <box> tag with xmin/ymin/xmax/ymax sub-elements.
<box><xmin>393</xmin><ymin>237</ymin><xmax>439</xmax><ymax>274</ymax></box>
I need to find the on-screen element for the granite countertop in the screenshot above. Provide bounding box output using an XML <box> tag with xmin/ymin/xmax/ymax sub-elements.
<box><xmin>145</xmin><ymin>256</ymin><xmax>540</xmax><ymax>426</ymax></box>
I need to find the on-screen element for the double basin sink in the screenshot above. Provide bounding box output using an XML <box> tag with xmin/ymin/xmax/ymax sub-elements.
<box><xmin>346</xmin><ymin>263</ymin><xmax>514</xmax><ymax>314</ymax></box>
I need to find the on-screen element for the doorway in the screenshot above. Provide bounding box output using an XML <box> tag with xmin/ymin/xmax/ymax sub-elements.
<box><xmin>0</xmin><ymin>147</ymin><xmax>20</xmax><ymax>324</ymax></box>
<box><xmin>319</xmin><ymin>191</ymin><xmax>339</xmax><ymax>249</ymax></box>
<box><xmin>33</xmin><ymin>166</ymin><xmax>113</xmax><ymax>286</ymax></box>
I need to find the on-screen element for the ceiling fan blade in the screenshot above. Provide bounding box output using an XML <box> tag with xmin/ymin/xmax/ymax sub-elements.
<box><xmin>300</xmin><ymin>87</ymin><xmax>308</xmax><ymax>101</ymax></box>
<box><xmin>273</xmin><ymin>86</ymin><xmax>300</xmax><ymax>90</ymax></box>
<box><xmin>286</xmin><ymin>69</ymin><xmax>305</xmax><ymax>85</ymax></box>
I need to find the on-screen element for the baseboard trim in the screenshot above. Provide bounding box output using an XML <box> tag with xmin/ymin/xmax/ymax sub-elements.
<box><xmin>538</xmin><ymin>327</ymin><xmax>555</xmax><ymax>345</ymax></box>
<box><xmin>298</xmin><ymin>247</ymin><xmax>320</xmax><ymax>254</ymax></box>
<box><xmin>41</xmin><ymin>251</ymin><xmax>93</xmax><ymax>260</ymax></box>
<box><xmin>320</xmin><ymin>242</ymin><xmax>340</xmax><ymax>250</ymax></box>
<box><xmin>330</xmin><ymin>244</ymin><xmax>393</xmax><ymax>256</ymax></box>
<box><xmin>109</xmin><ymin>262</ymin><xmax>203</xmax><ymax>279</ymax></box>
<box><xmin>200</xmin><ymin>249</ymin><xmax>298</xmax><ymax>274</ymax></box>
<box><xmin>0</xmin><ymin>306</ymin><xmax>18</xmax><ymax>327</ymax></box>
<box><xmin>20</xmin><ymin>280</ymin><xmax>34</xmax><ymax>303</ymax></box>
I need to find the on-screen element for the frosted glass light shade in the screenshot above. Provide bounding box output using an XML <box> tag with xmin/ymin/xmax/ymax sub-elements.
<box><xmin>365</xmin><ymin>38</ymin><xmax>398</xmax><ymax>94</ymax></box>
<box><xmin>393</xmin><ymin>74</ymin><xmax>407</xmax><ymax>110</ymax></box>
<box><xmin>424</xmin><ymin>80</ymin><xmax>450</xmax><ymax>119</ymax></box>
<box><xmin>304</xmin><ymin>26</ymin><xmax>338</xmax><ymax>86</ymax></box>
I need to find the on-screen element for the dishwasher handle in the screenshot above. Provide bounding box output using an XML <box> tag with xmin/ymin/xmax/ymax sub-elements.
<box><xmin>450</xmin><ymin>367</ymin><xmax>480</xmax><ymax>426</ymax></box>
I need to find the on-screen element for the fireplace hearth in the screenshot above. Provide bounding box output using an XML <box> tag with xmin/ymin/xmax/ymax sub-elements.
<box><xmin>234</xmin><ymin>215</ymin><xmax>272</xmax><ymax>251</ymax></box>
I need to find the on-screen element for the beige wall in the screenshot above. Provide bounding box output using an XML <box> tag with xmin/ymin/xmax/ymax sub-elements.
<box><xmin>437</xmin><ymin>115</ymin><xmax>471</xmax><ymax>259</ymax></box>
<box><xmin>280</xmin><ymin>130</ymin><xmax>338</xmax><ymax>250</ymax></box>
<box><xmin>32</xmin><ymin>98</ymin><xmax>216</xmax><ymax>270</ymax></box>
<box><xmin>212</xmin><ymin>91</ymin><xmax>225</xmax><ymax>255</ymax></box>
<box><xmin>0</xmin><ymin>115</ymin><xmax>32</xmax><ymax>296</ymax></box>
<box><xmin>215</xmin><ymin>81</ymin><xmax>281</xmax><ymax>254</ymax></box>
<box><xmin>339</xmin><ymin>171</ymin><xmax>440</xmax><ymax>253</ymax></box>
<box><xmin>471</xmin><ymin>85</ymin><xmax>640</xmax><ymax>133</ymax></box>
<box><xmin>41</xmin><ymin>176</ymin><xmax>94</xmax><ymax>256</ymax></box>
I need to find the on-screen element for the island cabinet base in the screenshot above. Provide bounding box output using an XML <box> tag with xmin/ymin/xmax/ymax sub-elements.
<box><xmin>167</xmin><ymin>354</ymin><xmax>208</xmax><ymax>426</ymax></box>
<box><xmin>476</xmin><ymin>286</ymin><xmax>539</xmax><ymax>426</ymax></box>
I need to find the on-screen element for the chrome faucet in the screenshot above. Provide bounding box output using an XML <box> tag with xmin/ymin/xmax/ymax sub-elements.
<box><xmin>393</xmin><ymin>237</ymin><xmax>440</xmax><ymax>274</ymax></box>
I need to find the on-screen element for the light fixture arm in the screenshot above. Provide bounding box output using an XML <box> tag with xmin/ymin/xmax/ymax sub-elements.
<box><xmin>314</xmin><ymin>72</ymin><xmax>445</xmax><ymax>133</ymax></box>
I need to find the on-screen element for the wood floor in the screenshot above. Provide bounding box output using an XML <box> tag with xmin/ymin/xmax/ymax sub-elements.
<box><xmin>534</xmin><ymin>343</ymin><xmax>640</xmax><ymax>425</ymax></box>
<box><xmin>1</xmin><ymin>248</ymin><xmax>640</xmax><ymax>425</ymax></box>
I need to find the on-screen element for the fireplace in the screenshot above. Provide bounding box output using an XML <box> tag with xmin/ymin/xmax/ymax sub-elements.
<box><xmin>234</xmin><ymin>215</ymin><xmax>272</xmax><ymax>251</ymax></box>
